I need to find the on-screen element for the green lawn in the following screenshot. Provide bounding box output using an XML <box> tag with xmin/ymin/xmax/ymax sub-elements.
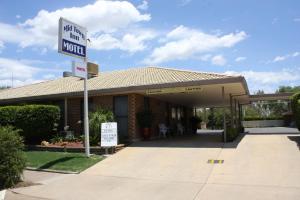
<box><xmin>25</xmin><ymin>151</ymin><xmax>104</xmax><ymax>173</ymax></box>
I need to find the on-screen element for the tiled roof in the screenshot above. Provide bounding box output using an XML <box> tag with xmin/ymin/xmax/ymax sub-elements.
<box><xmin>0</xmin><ymin>67</ymin><xmax>239</xmax><ymax>102</ymax></box>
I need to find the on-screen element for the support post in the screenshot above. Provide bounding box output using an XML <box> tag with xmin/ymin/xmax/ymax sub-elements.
<box><xmin>234</xmin><ymin>99</ymin><xmax>237</xmax><ymax>128</ymax></box>
<box><xmin>237</xmin><ymin>102</ymin><xmax>241</xmax><ymax>129</ymax></box>
<box><xmin>230</xmin><ymin>94</ymin><xmax>233</xmax><ymax>128</ymax></box>
<box><xmin>211</xmin><ymin>108</ymin><xmax>215</xmax><ymax>130</ymax></box>
<box><xmin>84</xmin><ymin>60</ymin><xmax>90</xmax><ymax>157</ymax></box>
<box><xmin>222</xmin><ymin>87</ymin><xmax>226</xmax><ymax>143</ymax></box>
<box><xmin>64</xmin><ymin>98</ymin><xmax>68</xmax><ymax>127</ymax></box>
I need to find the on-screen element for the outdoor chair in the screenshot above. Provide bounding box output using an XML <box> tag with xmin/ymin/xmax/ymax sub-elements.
<box><xmin>158</xmin><ymin>123</ymin><xmax>168</xmax><ymax>138</ymax></box>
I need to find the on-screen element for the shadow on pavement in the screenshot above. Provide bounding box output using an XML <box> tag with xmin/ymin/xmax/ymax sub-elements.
<box><xmin>37</xmin><ymin>157</ymin><xmax>75</xmax><ymax>170</ymax></box>
<box><xmin>288</xmin><ymin>136</ymin><xmax>300</xmax><ymax>150</ymax></box>
<box><xmin>130</xmin><ymin>132</ymin><xmax>245</xmax><ymax>149</ymax></box>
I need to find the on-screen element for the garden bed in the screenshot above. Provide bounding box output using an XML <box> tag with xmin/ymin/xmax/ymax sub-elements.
<box><xmin>26</xmin><ymin>144</ymin><xmax>126</xmax><ymax>154</ymax></box>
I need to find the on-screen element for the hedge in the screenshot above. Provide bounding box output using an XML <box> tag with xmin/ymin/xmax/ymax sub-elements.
<box><xmin>0</xmin><ymin>105</ymin><xmax>60</xmax><ymax>144</ymax></box>
<box><xmin>0</xmin><ymin>126</ymin><xmax>26</xmax><ymax>189</ymax></box>
<box><xmin>291</xmin><ymin>92</ymin><xmax>300</xmax><ymax>130</ymax></box>
<box><xmin>243</xmin><ymin>116</ymin><xmax>283</xmax><ymax>121</ymax></box>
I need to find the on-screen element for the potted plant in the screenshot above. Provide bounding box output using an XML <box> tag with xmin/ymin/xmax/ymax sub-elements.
<box><xmin>136</xmin><ymin>110</ymin><xmax>154</xmax><ymax>140</ymax></box>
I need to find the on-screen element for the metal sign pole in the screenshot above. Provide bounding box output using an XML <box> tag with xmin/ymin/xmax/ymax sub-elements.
<box><xmin>84</xmin><ymin>59</ymin><xmax>90</xmax><ymax>157</ymax></box>
<box><xmin>58</xmin><ymin>17</ymin><xmax>90</xmax><ymax>157</ymax></box>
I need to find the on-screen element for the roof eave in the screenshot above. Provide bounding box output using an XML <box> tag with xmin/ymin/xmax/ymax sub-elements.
<box><xmin>0</xmin><ymin>76</ymin><xmax>248</xmax><ymax>104</ymax></box>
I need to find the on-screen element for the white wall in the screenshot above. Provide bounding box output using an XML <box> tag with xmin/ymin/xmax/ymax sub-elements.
<box><xmin>242</xmin><ymin>120</ymin><xmax>284</xmax><ymax>128</ymax></box>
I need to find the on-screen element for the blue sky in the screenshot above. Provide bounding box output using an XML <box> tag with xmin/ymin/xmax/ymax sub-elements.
<box><xmin>0</xmin><ymin>0</ymin><xmax>299</xmax><ymax>93</ymax></box>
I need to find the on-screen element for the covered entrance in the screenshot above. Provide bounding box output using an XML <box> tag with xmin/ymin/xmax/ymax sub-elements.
<box><xmin>134</xmin><ymin>75</ymin><xmax>250</xmax><ymax>142</ymax></box>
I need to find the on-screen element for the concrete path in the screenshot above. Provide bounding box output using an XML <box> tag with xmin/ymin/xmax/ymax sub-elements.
<box><xmin>9</xmin><ymin>128</ymin><xmax>300</xmax><ymax>200</ymax></box>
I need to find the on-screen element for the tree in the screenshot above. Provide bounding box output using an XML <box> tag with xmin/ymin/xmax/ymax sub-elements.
<box><xmin>276</xmin><ymin>86</ymin><xmax>300</xmax><ymax>93</ymax></box>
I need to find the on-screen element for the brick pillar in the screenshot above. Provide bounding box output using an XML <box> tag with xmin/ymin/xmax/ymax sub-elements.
<box><xmin>128</xmin><ymin>94</ymin><xmax>137</xmax><ymax>141</ymax></box>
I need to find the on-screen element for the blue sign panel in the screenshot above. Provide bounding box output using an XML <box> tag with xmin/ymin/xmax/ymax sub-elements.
<box><xmin>62</xmin><ymin>39</ymin><xmax>86</xmax><ymax>58</ymax></box>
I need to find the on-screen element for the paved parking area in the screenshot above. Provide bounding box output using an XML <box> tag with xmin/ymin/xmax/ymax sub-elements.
<box><xmin>8</xmin><ymin>128</ymin><xmax>300</xmax><ymax>200</ymax></box>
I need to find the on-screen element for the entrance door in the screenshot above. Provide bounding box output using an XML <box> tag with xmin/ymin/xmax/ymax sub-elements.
<box><xmin>114</xmin><ymin>96</ymin><xmax>128</xmax><ymax>139</ymax></box>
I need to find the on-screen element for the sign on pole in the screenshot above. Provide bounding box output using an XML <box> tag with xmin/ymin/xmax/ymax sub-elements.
<box><xmin>101</xmin><ymin>122</ymin><xmax>118</xmax><ymax>147</ymax></box>
<box><xmin>72</xmin><ymin>61</ymin><xmax>87</xmax><ymax>79</ymax></box>
<box><xmin>58</xmin><ymin>18</ymin><xmax>87</xmax><ymax>59</ymax></box>
<box><xmin>58</xmin><ymin>17</ymin><xmax>90</xmax><ymax>157</ymax></box>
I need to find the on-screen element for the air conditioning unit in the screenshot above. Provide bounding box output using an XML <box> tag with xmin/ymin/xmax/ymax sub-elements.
<box><xmin>87</xmin><ymin>62</ymin><xmax>99</xmax><ymax>76</ymax></box>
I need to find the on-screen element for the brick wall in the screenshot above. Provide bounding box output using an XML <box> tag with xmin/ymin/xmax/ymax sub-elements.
<box><xmin>67</xmin><ymin>93</ymin><xmax>191</xmax><ymax>141</ymax></box>
<box><xmin>127</xmin><ymin>94</ymin><xmax>169</xmax><ymax>140</ymax></box>
<box><xmin>67</xmin><ymin>98</ymin><xmax>82</xmax><ymax>135</ymax></box>
<box><xmin>67</xmin><ymin>95</ymin><xmax>114</xmax><ymax>135</ymax></box>
<box><xmin>128</xmin><ymin>94</ymin><xmax>144</xmax><ymax>141</ymax></box>
<box><xmin>92</xmin><ymin>95</ymin><xmax>113</xmax><ymax>110</ymax></box>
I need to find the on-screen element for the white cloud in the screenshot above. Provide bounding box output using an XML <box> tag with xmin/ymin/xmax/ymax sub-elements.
<box><xmin>211</xmin><ymin>55</ymin><xmax>226</xmax><ymax>66</ymax></box>
<box><xmin>273</xmin><ymin>51</ymin><xmax>300</xmax><ymax>62</ymax></box>
<box><xmin>179</xmin><ymin>0</ymin><xmax>192</xmax><ymax>6</ymax></box>
<box><xmin>292</xmin><ymin>52</ymin><xmax>300</xmax><ymax>57</ymax></box>
<box><xmin>143</xmin><ymin>25</ymin><xmax>247</xmax><ymax>64</ymax></box>
<box><xmin>0</xmin><ymin>57</ymin><xmax>60</xmax><ymax>88</ymax></box>
<box><xmin>0</xmin><ymin>23</ymin><xmax>31</xmax><ymax>47</ymax></box>
<box><xmin>137</xmin><ymin>1</ymin><xmax>148</xmax><ymax>10</ymax></box>
<box><xmin>40</xmin><ymin>47</ymin><xmax>48</xmax><ymax>55</ymax></box>
<box><xmin>272</xmin><ymin>17</ymin><xmax>278</xmax><ymax>24</ymax></box>
<box><xmin>273</xmin><ymin>55</ymin><xmax>286</xmax><ymax>62</ymax></box>
<box><xmin>225</xmin><ymin>68</ymin><xmax>300</xmax><ymax>93</ymax></box>
<box><xmin>0</xmin><ymin>41</ymin><xmax>4</xmax><ymax>53</ymax></box>
<box><xmin>42</xmin><ymin>74</ymin><xmax>57</xmax><ymax>80</ymax></box>
<box><xmin>235</xmin><ymin>56</ymin><xmax>246</xmax><ymax>62</ymax></box>
<box><xmin>199</xmin><ymin>54</ymin><xmax>212</xmax><ymax>61</ymax></box>
<box><xmin>91</xmin><ymin>29</ymin><xmax>156</xmax><ymax>53</ymax></box>
<box><xmin>294</xmin><ymin>18</ymin><xmax>300</xmax><ymax>22</ymax></box>
<box><xmin>0</xmin><ymin>1</ymin><xmax>151</xmax><ymax>52</ymax></box>
<box><xmin>0</xmin><ymin>57</ymin><xmax>38</xmax><ymax>81</ymax></box>
<box><xmin>16</xmin><ymin>15</ymin><xmax>21</xmax><ymax>19</ymax></box>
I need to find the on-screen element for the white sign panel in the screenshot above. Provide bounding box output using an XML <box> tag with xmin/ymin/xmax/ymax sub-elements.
<box><xmin>58</xmin><ymin>18</ymin><xmax>87</xmax><ymax>59</ymax></box>
<box><xmin>101</xmin><ymin>122</ymin><xmax>118</xmax><ymax>147</ymax></box>
<box><xmin>72</xmin><ymin>61</ymin><xmax>87</xmax><ymax>79</ymax></box>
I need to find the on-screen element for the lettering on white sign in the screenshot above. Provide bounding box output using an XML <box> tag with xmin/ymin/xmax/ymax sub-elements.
<box><xmin>58</xmin><ymin>18</ymin><xmax>87</xmax><ymax>59</ymax></box>
<box><xmin>72</xmin><ymin>61</ymin><xmax>87</xmax><ymax>79</ymax></box>
<box><xmin>101</xmin><ymin>122</ymin><xmax>118</xmax><ymax>147</ymax></box>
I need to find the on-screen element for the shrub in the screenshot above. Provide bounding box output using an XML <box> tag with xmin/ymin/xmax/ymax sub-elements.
<box><xmin>0</xmin><ymin>126</ymin><xmax>26</xmax><ymax>189</ymax></box>
<box><xmin>0</xmin><ymin>105</ymin><xmax>60</xmax><ymax>144</ymax></box>
<box><xmin>89</xmin><ymin>108</ymin><xmax>114</xmax><ymax>146</ymax></box>
<box><xmin>226</xmin><ymin>127</ymin><xmax>239</xmax><ymax>142</ymax></box>
<box><xmin>291</xmin><ymin>92</ymin><xmax>300</xmax><ymax>130</ymax></box>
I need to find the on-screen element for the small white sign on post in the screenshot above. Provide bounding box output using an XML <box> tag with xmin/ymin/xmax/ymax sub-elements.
<box><xmin>101</xmin><ymin>122</ymin><xmax>118</xmax><ymax>147</ymax></box>
<box><xmin>72</xmin><ymin>61</ymin><xmax>87</xmax><ymax>79</ymax></box>
<box><xmin>58</xmin><ymin>17</ymin><xmax>87</xmax><ymax>59</ymax></box>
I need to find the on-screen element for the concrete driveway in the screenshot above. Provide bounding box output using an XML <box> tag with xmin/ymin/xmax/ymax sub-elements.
<box><xmin>9</xmin><ymin>128</ymin><xmax>300</xmax><ymax>200</ymax></box>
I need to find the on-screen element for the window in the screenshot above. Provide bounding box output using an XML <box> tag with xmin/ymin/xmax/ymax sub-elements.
<box><xmin>144</xmin><ymin>97</ymin><xmax>150</xmax><ymax>110</ymax></box>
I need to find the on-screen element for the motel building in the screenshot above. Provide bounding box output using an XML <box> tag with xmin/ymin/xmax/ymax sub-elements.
<box><xmin>0</xmin><ymin>66</ymin><xmax>292</xmax><ymax>142</ymax></box>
